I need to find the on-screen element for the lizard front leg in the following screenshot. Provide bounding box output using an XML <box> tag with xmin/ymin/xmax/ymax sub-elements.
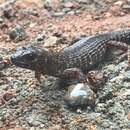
<box><xmin>35</xmin><ymin>71</ymin><xmax>42</xmax><ymax>83</ymax></box>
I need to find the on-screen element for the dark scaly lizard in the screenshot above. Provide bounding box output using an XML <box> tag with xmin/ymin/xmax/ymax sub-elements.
<box><xmin>11</xmin><ymin>29</ymin><xmax>130</xmax><ymax>82</ymax></box>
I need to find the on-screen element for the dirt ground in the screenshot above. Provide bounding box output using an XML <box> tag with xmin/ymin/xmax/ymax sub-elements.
<box><xmin>0</xmin><ymin>0</ymin><xmax>130</xmax><ymax>130</ymax></box>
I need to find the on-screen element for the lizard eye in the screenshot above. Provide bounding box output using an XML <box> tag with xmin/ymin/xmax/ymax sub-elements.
<box><xmin>26</xmin><ymin>53</ymin><xmax>36</xmax><ymax>61</ymax></box>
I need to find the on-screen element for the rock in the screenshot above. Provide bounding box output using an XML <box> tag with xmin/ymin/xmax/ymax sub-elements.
<box><xmin>9</xmin><ymin>25</ymin><xmax>27</xmax><ymax>42</ymax></box>
<box><xmin>3</xmin><ymin>6</ymin><xmax>16</xmax><ymax>19</ymax></box>
<box><xmin>35</xmin><ymin>33</ymin><xmax>46</xmax><ymax>44</ymax></box>
<box><xmin>0</xmin><ymin>121</ymin><xmax>3</xmax><ymax>127</ymax></box>
<box><xmin>62</xmin><ymin>8</ymin><xmax>71</xmax><ymax>13</ymax></box>
<box><xmin>0</xmin><ymin>59</ymin><xmax>10</xmax><ymax>70</ymax></box>
<box><xmin>26</xmin><ymin>113</ymin><xmax>46</xmax><ymax>126</ymax></box>
<box><xmin>0</xmin><ymin>17</ymin><xmax>7</xmax><ymax>28</ymax></box>
<box><xmin>96</xmin><ymin>103</ymin><xmax>108</xmax><ymax>113</ymax></box>
<box><xmin>122</xmin><ymin>4</ymin><xmax>130</xmax><ymax>11</ymax></box>
<box><xmin>114</xmin><ymin>1</ymin><xmax>124</xmax><ymax>6</ymax></box>
<box><xmin>3</xmin><ymin>91</ymin><xmax>15</xmax><ymax>101</ymax></box>
<box><xmin>67</xmin><ymin>11</ymin><xmax>76</xmax><ymax>15</ymax></box>
<box><xmin>63</xmin><ymin>2</ymin><xmax>78</xmax><ymax>9</ymax></box>
<box><xmin>105</xmin><ymin>12</ymin><xmax>112</xmax><ymax>18</ymax></box>
<box><xmin>64</xmin><ymin>83</ymin><xmax>96</xmax><ymax>108</ymax></box>
<box><xmin>20</xmin><ymin>8</ymin><xmax>39</xmax><ymax>17</ymax></box>
<box><xmin>0</xmin><ymin>60</ymin><xmax>6</xmax><ymax>70</ymax></box>
<box><xmin>76</xmin><ymin>0</ymin><xmax>93</xmax><ymax>4</ymax></box>
<box><xmin>43</xmin><ymin>36</ymin><xmax>59</xmax><ymax>47</ymax></box>
<box><xmin>52</xmin><ymin>12</ymin><xmax>65</xmax><ymax>17</ymax></box>
<box><xmin>44</xmin><ymin>0</ymin><xmax>60</xmax><ymax>11</ymax></box>
<box><xmin>15</xmin><ymin>0</ymin><xmax>43</xmax><ymax>8</ymax></box>
<box><xmin>123</xmin><ymin>70</ymin><xmax>130</xmax><ymax>82</ymax></box>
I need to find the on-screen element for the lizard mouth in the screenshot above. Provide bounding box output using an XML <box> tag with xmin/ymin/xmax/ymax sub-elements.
<box><xmin>11</xmin><ymin>56</ymin><xmax>31</xmax><ymax>69</ymax></box>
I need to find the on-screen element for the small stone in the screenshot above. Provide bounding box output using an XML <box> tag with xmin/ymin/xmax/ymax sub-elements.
<box><xmin>44</xmin><ymin>36</ymin><xmax>59</xmax><ymax>47</ymax></box>
<box><xmin>76</xmin><ymin>108</ymin><xmax>82</xmax><ymax>113</ymax></box>
<box><xmin>29</xmin><ymin>22</ymin><xmax>37</xmax><ymax>28</ymax></box>
<box><xmin>62</xmin><ymin>8</ymin><xmax>71</xmax><ymax>13</ymax></box>
<box><xmin>96</xmin><ymin>103</ymin><xmax>108</xmax><ymax>113</ymax></box>
<box><xmin>122</xmin><ymin>4</ymin><xmax>130</xmax><ymax>10</ymax></box>
<box><xmin>0</xmin><ymin>98</ymin><xmax>5</xmax><ymax>106</ymax></box>
<box><xmin>3</xmin><ymin>6</ymin><xmax>15</xmax><ymax>19</ymax></box>
<box><xmin>0</xmin><ymin>121</ymin><xmax>3</xmax><ymax>127</ymax></box>
<box><xmin>52</xmin><ymin>12</ymin><xmax>65</xmax><ymax>17</ymax></box>
<box><xmin>30</xmin><ymin>127</ymin><xmax>35</xmax><ymax>130</ymax></box>
<box><xmin>64</xmin><ymin>2</ymin><xmax>77</xmax><ymax>8</ymax></box>
<box><xmin>105</xmin><ymin>12</ymin><xmax>112</xmax><ymax>18</ymax></box>
<box><xmin>67</xmin><ymin>11</ymin><xmax>75</xmax><ymax>15</ymax></box>
<box><xmin>23</xmin><ymin>8</ymin><xmax>39</xmax><ymax>17</ymax></box>
<box><xmin>3</xmin><ymin>91</ymin><xmax>15</xmax><ymax>101</ymax></box>
<box><xmin>127</xmin><ymin>112</ymin><xmax>130</xmax><ymax>120</ymax></box>
<box><xmin>26</xmin><ymin>113</ymin><xmax>46</xmax><ymax>126</ymax></box>
<box><xmin>9</xmin><ymin>25</ymin><xmax>27</xmax><ymax>42</ymax></box>
<box><xmin>0</xmin><ymin>59</ymin><xmax>10</xmax><ymax>70</ymax></box>
<box><xmin>114</xmin><ymin>1</ymin><xmax>124</xmax><ymax>6</ymax></box>
<box><xmin>77</xmin><ymin>0</ymin><xmax>93</xmax><ymax>4</ymax></box>
<box><xmin>0</xmin><ymin>60</ymin><xmax>6</xmax><ymax>70</ymax></box>
<box><xmin>35</xmin><ymin>33</ymin><xmax>45</xmax><ymax>42</ymax></box>
<box><xmin>0</xmin><ymin>17</ymin><xmax>7</xmax><ymax>28</ymax></box>
<box><xmin>64</xmin><ymin>83</ymin><xmax>96</xmax><ymax>108</ymax></box>
<box><xmin>123</xmin><ymin>70</ymin><xmax>130</xmax><ymax>82</ymax></box>
<box><xmin>44</xmin><ymin>0</ymin><xmax>60</xmax><ymax>11</ymax></box>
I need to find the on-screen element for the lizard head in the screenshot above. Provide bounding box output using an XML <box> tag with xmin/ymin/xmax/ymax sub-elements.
<box><xmin>11</xmin><ymin>46</ymin><xmax>45</xmax><ymax>71</ymax></box>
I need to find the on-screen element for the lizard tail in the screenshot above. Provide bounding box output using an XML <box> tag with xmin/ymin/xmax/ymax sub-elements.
<box><xmin>109</xmin><ymin>29</ymin><xmax>130</xmax><ymax>44</ymax></box>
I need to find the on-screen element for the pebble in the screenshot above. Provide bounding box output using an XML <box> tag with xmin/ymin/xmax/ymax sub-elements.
<box><xmin>26</xmin><ymin>114</ymin><xmax>47</xmax><ymax>126</ymax></box>
<box><xmin>0</xmin><ymin>121</ymin><xmax>3</xmax><ymax>127</ymax></box>
<box><xmin>64</xmin><ymin>83</ymin><xmax>96</xmax><ymax>108</ymax></box>
<box><xmin>0</xmin><ymin>17</ymin><xmax>7</xmax><ymax>28</ymax></box>
<box><xmin>63</xmin><ymin>2</ymin><xmax>76</xmax><ymax>8</ymax></box>
<box><xmin>3</xmin><ymin>91</ymin><xmax>15</xmax><ymax>101</ymax></box>
<box><xmin>77</xmin><ymin>0</ymin><xmax>93</xmax><ymax>4</ymax></box>
<box><xmin>96</xmin><ymin>103</ymin><xmax>108</xmax><ymax>113</ymax></box>
<box><xmin>114</xmin><ymin>1</ymin><xmax>124</xmax><ymax>6</ymax></box>
<box><xmin>52</xmin><ymin>12</ymin><xmax>65</xmax><ymax>17</ymax></box>
<box><xmin>122</xmin><ymin>4</ymin><xmax>130</xmax><ymax>11</ymax></box>
<box><xmin>43</xmin><ymin>36</ymin><xmax>59</xmax><ymax>47</ymax></box>
<box><xmin>3</xmin><ymin>6</ymin><xmax>16</xmax><ymax>19</ymax></box>
<box><xmin>44</xmin><ymin>0</ymin><xmax>60</xmax><ymax>11</ymax></box>
<box><xmin>9</xmin><ymin>25</ymin><xmax>27</xmax><ymax>42</ymax></box>
<box><xmin>123</xmin><ymin>70</ymin><xmax>130</xmax><ymax>82</ymax></box>
<box><xmin>36</xmin><ymin>33</ymin><xmax>45</xmax><ymax>42</ymax></box>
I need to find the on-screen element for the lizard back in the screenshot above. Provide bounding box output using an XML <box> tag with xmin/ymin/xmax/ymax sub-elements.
<box><xmin>56</xmin><ymin>29</ymin><xmax>130</xmax><ymax>74</ymax></box>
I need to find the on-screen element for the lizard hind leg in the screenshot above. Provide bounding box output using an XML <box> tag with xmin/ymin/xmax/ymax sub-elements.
<box><xmin>107</xmin><ymin>41</ymin><xmax>128</xmax><ymax>63</ymax></box>
<box><xmin>60</xmin><ymin>68</ymin><xmax>87</xmax><ymax>86</ymax></box>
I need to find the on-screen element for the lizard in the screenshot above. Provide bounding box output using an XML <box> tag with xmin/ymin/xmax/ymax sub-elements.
<box><xmin>10</xmin><ymin>29</ymin><xmax>130</xmax><ymax>83</ymax></box>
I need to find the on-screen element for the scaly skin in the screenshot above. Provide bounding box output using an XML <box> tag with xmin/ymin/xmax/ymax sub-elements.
<box><xmin>11</xmin><ymin>29</ymin><xmax>130</xmax><ymax>81</ymax></box>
